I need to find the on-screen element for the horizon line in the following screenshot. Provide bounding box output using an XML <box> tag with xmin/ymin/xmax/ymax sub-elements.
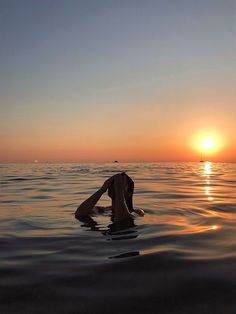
<box><xmin>0</xmin><ymin>160</ymin><xmax>235</xmax><ymax>164</ymax></box>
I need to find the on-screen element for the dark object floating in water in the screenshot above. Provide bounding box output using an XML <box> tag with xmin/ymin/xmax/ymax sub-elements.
<box><xmin>109</xmin><ymin>251</ymin><xmax>139</xmax><ymax>259</ymax></box>
<box><xmin>114</xmin><ymin>160</ymin><xmax>119</xmax><ymax>163</ymax></box>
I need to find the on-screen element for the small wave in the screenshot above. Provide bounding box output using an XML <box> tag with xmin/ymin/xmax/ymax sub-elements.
<box><xmin>19</xmin><ymin>221</ymin><xmax>48</xmax><ymax>230</ymax></box>
<box><xmin>109</xmin><ymin>251</ymin><xmax>139</xmax><ymax>259</ymax></box>
<box><xmin>207</xmin><ymin>203</ymin><xmax>236</xmax><ymax>213</ymax></box>
<box><xmin>8</xmin><ymin>177</ymin><xmax>30</xmax><ymax>181</ymax></box>
<box><xmin>1</xmin><ymin>200</ymin><xmax>15</xmax><ymax>203</ymax></box>
<box><xmin>0</xmin><ymin>181</ymin><xmax>10</xmax><ymax>185</ymax></box>
<box><xmin>30</xmin><ymin>195</ymin><xmax>54</xmax><ymax>200</ymax></box>
<box><xmin>60</xmin><ymin>203</ymin><xmax>78</xmax><ymax>208</ymax></box>
<box><xmin>8</xmin><ymin>219</ymin><xmax>52</xmax><ymax>231</ymax></box>
<box><xmin>156</xmin><ymin>193</ymin><xmax>196</xmax><ymax>199</ymax></box>
<box><xmin>37</xmin><ymin>188</ymin><xmax>59</xmax><ymax>192</ymax></box>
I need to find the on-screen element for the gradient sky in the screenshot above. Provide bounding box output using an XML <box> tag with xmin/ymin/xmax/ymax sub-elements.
<box><xmin>0</xmin><ymin>0</ymin><xmax>235</xmax><ymax>162</ymax></box>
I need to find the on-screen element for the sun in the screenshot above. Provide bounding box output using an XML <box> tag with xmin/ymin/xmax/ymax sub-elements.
<box><xmin>201</xmin><ymin>139</ymin><xmax>214</xmax><ymax>150</ymax></box>
<box><xmin>191</xmin><ymin>130</ymin><xmax>225</xmax><ymax>159</ymax></box>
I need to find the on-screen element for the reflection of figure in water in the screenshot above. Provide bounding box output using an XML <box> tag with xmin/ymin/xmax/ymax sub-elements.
<box><xmin>75</xmin><ymin>172</ymin><xmax>144</xmax><ymax>233</ymax></box>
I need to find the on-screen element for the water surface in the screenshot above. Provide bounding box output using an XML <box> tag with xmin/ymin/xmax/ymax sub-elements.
<box><xmin>0</xmin><ymin>162</ymin><xmax>236</xmax><ymax>313</ymax></box>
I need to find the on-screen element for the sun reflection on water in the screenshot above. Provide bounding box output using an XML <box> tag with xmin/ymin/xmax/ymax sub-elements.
<box><xmin>202</xmin><ymin>162</ymin><xmax>214</xmax><ymax>201</ymax></box>
<box><xmin>205</xmin><ymin>186</ymin><xmax>210</xmax><ymax>195</ymax></box>
<box><xmin>204</xmin><ymin>161</ymin><xmax>212</xmax><ymax>176</ymax></box>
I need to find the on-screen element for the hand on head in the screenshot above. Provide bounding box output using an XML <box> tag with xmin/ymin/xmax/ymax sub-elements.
<box><xmin>101</xmin><ymin>173</ymin><xmax>127</xmax><ymax>193</ymax></box>
<box><xmin>76</xmin><ymin>171</ymin><xmax>144</xmax><ymax>221</ymax></box>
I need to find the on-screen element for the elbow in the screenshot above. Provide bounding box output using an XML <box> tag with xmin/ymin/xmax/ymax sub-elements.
<box><xmin>75</xmin><ymin>206</ymin><xmax>90</xmax><ymax>218</ymax></box>
<box><xmin>75</xmin><ymin>207</ymin><xmax>80</xmax><ymax>219</ymax></box>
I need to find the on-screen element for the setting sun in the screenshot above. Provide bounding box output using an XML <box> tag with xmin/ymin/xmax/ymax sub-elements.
<box><xmin>201</xmin><ymin>139</ymin><xmax>214</xmax><ymax>150</ymax></box>
<box><xmin>191</xmin><ymin>130</ymin><xmax>226</xmax><ymax>161</ymax></box>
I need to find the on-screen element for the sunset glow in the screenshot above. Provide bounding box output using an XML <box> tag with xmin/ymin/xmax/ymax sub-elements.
<box><xmin>0</xmin><ymin>1</ymin><xmax>235</xmax><ymax>163</ymax></box>
<box><xmin>190</xmin><ymin>130</ymin><xmax>228</xmax><ymax>161</ymax></box>
<box><xmin>201</xmin><ymin>139</ymin><xmax>214</xmax><ymax>150</ymax></box>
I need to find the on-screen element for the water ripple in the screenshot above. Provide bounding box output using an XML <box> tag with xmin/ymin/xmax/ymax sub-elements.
<box><xmin>0</xmin><ymin>162</ymin><xmax>235</xmax><ymax>314</ymax></box>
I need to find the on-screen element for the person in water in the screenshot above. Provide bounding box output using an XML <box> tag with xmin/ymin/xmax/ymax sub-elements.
<box><xmin>75</xmin><ymin>172</ymin><xmax>144</xmax><ymax>222</ymax></box>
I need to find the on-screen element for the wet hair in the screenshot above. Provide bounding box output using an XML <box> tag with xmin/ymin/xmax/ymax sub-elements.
<box><xmin>108</xmin><ymin>173</ymin><xmax>134</xmax><ymax>212</ymax></box>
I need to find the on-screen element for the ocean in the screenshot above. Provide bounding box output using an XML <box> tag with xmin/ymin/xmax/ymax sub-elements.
<box><xmin>0</xmin><ymin>162</ymin><xmax>236</xmax><ymax>314</ymax></box>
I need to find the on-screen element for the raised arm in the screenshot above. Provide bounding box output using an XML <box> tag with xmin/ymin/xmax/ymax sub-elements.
<box><xmin>75</xmin><ymin>177</ymin><xmax>114</xmax><ymax>217</ymax></box>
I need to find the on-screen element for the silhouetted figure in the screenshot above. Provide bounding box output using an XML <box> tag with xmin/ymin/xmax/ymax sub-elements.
<box><xmin>75</xmin><ymin>173</ymin><xmax>144</xmax><ymax>228</ymax></box>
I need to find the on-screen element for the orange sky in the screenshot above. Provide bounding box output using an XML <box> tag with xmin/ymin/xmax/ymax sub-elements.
<box><xmin>1</xmin><ymin>96</ymin><xmax>235</xmax><ymax>162</ymax></box>
<box><xmin>1</xmin><ymin>1</ymin><xmax>235</xmax><ymax>163</ymax></box>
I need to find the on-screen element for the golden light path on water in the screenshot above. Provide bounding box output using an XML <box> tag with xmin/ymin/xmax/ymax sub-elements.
<box><xmin>203</xmin><ymin>162</ymin><xmax>219</xmax><ymax>230</ymax></box>
<box><xmin>204</xmin><ymin>162</ymin><xmax>214</xmax><ymax>201</ymax></box>
<box><xmin>139</xmin><ymin>162</ymin><xmax>223</xmax><ymax>258</ymax></box>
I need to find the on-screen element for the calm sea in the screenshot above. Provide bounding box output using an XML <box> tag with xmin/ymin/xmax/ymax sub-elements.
<box><xmin>0</xmin><ymin>162</ymin><xmax>236</xmax><ymax>314</ymax></box>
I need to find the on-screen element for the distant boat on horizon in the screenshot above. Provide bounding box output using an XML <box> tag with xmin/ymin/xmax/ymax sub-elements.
<box><xmin>200</xmin><ymin>152</ymin><xmax>204</xmax><ymax>162</ymax></box>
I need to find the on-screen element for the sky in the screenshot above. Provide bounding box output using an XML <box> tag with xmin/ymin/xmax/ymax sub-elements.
<box><xmin>0</xmin><ymin>0</ymin><xmax>235</xmax><ymax>162</ymax></box>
